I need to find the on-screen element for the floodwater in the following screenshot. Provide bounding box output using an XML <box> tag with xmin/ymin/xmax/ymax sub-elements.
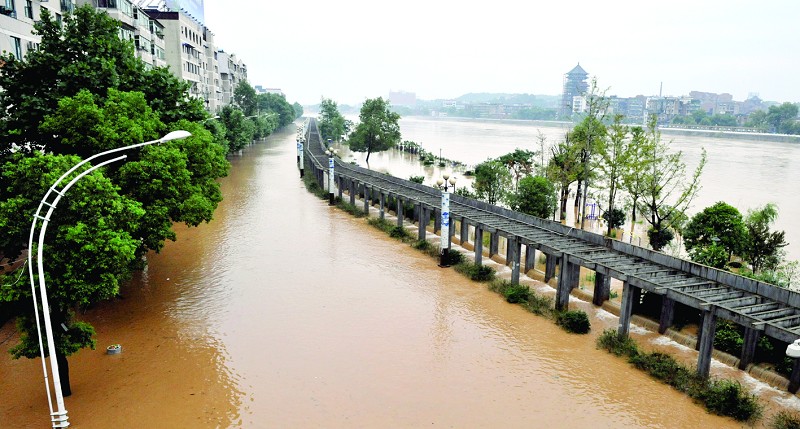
<box><xmin>346</xmin><ymin>116</ymin><xmax>800</xmax><ymax>259</ymax></box>
<box><xmin>1</xmin><ymin>125</ymin><xmax>797</xmax><ymax>428</ymax></box>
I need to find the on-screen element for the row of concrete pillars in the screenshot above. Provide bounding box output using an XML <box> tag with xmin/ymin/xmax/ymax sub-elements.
<box><xmin>308</xmin><ymin>164</ymin><xmax>800</xmax><ymax>393</ymax></box>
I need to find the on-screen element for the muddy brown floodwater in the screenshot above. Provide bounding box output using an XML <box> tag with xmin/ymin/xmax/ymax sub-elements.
<box><xmin>0</xmin><ymin>125</ymin><xmax>795</xmax><ymax>428</ymax></box>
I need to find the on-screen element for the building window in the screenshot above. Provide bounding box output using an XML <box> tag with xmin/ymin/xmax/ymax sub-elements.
<box><xmin>95</xmin><ymin>0</ymin><xmax>117</xmax><ymax>8</ymax></box>
<box><xmin>0</xmin><ymin>0</ymin><xmax>15</xmax><ymax>17</ymax></box>
<box><xmin>60</xmin><ymin>0</ymin><xmax>73</xmax><ymax>14</ymax></box>
<box><xmin>24</xmin><ymin>0</ymin><xmax>31</xmax><ymax>18</ymax></box>
<box><xmin>11</xmin><ymin>36</ymin><xmax>22</xmax><ymax>59</ymax></box>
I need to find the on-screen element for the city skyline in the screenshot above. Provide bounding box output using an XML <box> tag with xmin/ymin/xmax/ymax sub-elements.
<box><xmin>204</xmin><ymin>0</ymin><xmax>800</xmax><ymax>106</ymax></box>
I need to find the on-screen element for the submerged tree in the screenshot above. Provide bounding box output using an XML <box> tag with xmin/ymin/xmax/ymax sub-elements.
<box><xmin>318</xmin><ymin>98</ymin><xmax>348</xmax><ymax>143</ymax></box>
<box><xmin>473</xmin><ymin>159</ymin><xmax>512</xmax><ymax>205</ymax></box>
<box><xmin>684</xmin><ymin>201</ymin><xmax>747</xmax><ymax>260</ymax></box>
<box><xmin>497</xmin><ymin>149</ymin><xmax>537</xmax><ymax>190</ymax></box>
<box><xmin>348</xmin><ymin>97</ymin><xmax>401</xmax><ymax>164</ymax></box>
<box><xmin>546</xmin><ymin>136</ymin><xmax>580</xmax><ymax>222</ymax></box>
<box><xmin>744</xmin><ymin>203</ymin><xmax>788</xmax><ymax>273</ymax></box>
<box><xmin>595</xmin><ymin>114</ymin><xmax>632</xmax><ymax>236</ymax></box>
<box><xmin>510</xmin><ymin>175</ymin><xmax>557</xmax><ymax>218</ymax></box>
<box><xmin>638</xmin><ymin>116</ymin><xmax>706</xmax><ymax>251</ymax></box>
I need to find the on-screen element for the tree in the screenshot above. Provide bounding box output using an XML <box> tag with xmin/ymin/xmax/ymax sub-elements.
<box><xmin>595</xmin><ymin>114</ymin><xmax>632</xmax><ymax>236</ymax></box>
<box><xmin>546</xmin><ymin>136</ymin><xmax>580</xmax><ymax>222</ymax></box>
<box><xmin>684</xmin><ymin>202</ymin><xmax>747</xmax><ymax>259</ymax></box>
<box><xmin>349</xmin><ymin>97</ymin><xmax>401</xmax><ymax>164</ymax></box>
<box><xmin>639</xmin><ymin>116</ymin><xmax>706</xmax><ymax>251</ymax></box>
<box><xmin>0</xmin><ymin>6</ymin><xmax>228</xmax><ymax>395</ymax></box>
<box><xmin>766</xmin><ymin>103</ymin><xmax>799</xmax><ymax>134</ymax></box>
<box><xmin>233</xmin><ymin>81</ymin><xmax>258</xmax><ymax>117</ymax></box>
<box><xmin>318</xmin><ymin>98</ymin><xmax>348</xmax><ymax>143</ymax></box>
<box><xmin>0</xmin><ymin>153</ymin><xmax>145</xmax><ymax>395</ymax></box>
<box><xmin>0</xmin><ymin>6</ymin><xmax>206</xmax><ymax>160</ymax></box>
<box><xmin>743</xmin><ymin>203</ymin><xmax>788</xmax><ymax>273</ymax></box>
<box><xmin>510</xmin><ymin>175</ymin><xmax>557</xmax><ymax>218</ymax></box>
<box><xmin>220</xmin><ymin>105</ymin><xmax>254</xmax><ymax>153</ymax></box>
<box><xmin>473</xmin><ymin>159</ymin><xmax>512</xmax><ymax>205</ymax></box>
<box><xmin>497</xmin><ymin>149</ymin><xmax>536</xmax><ymax>190</ymax></box>
<box><xmin>620</xmin><ymin>126</ymin><xmax>650</xmax><ymax>238</ymax></box>
<box><xmin>571</xmin><ymin>79</ymin><xmax>608</xmax><ymax>228</ymax></box>
<box><xmin>293</xmin><ymin>102</ymin><xmax>304</xmax><ymax>119</ymax></box>
<box><xmin>257</xmin><ymin>93</ymin><xmax>296</xmax><ymax>128</ymax></box>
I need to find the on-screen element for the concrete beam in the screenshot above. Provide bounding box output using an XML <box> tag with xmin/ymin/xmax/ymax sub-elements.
<box><xmin>696</xmin><ymin>309</ymin><xmax>718</xmax><ymax>378</ymax></box>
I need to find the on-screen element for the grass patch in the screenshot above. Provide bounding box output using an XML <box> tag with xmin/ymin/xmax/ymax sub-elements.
<box><xmin>522</xmin><ymin>293</ymin><xmax>555</xmax><ymax>318</ymax></box>
<box><xmin>302</xmin><ymin>176</ymin><xmax>327</xmax><ymax>199</ymax></box>
<box><xmin>412</xmin><ymin>239</ymin><xmax>432</xmax><ymax>251</ymax></box>
<box><xmin>556</xmin><ymin>310</ymin><xmax>591</xmax><ymax>334</ymax></box>
<box><xmin>367</xmin><ymin>217</ymin><xmax>394</xmax><ymax>234</ymax></box>
<box><xmin>770</xmin><ymin>410</ymin><xmax>800</xmax><ymax>429</ymax></box>
<box><xmin>596</xmin><ymin>329</ymin><xmax>763</xmax><ymax>423</ymax></box>
<box><xmin>336</xmin><ymin>200</ymin><xmax>366</xmax><ymax>218</ymax></box>
<box><xmin>455</xmin><ymin>262</ymin><xmax>496</xmax><ymax>282</ymax></box>
<box><xmin>488</xmin><ymin>280</ymin><xmax>530</xmax><ymax>304</ymax></box>
<box><xmin>389</xmin><ymin>225</ymin><xmax>410</xmax><ymax>240</ymax></box>
<box><xmin>441</xmin><ymin>249</ymin><xmax>465</xmax><ymax>266</ymax></box>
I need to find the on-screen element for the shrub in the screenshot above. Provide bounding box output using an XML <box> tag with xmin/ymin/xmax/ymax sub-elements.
<box><xmin>390</xmin><ymin>226</ymin><xmax>410</xmax><ymax>239</ymax></box>
<box><xmin>770</xmin><ymin>410</ymin><xmax>800</xmax><ymax>429</ymax></box>
<box><xmin>629</xmin><ymin>352</ymin><xmax>699</xmax><ymax>392</ymax></box>
<box><xmin>603</xmin><ymin>207</ymin><xmax>626</xmax><ymax>230</ymax></box>
<box><xmin>409</xmin><ymin>175</ymin><xmax>425</xmax><ymax>184</ymax></box>
<box><xmin>368</xmin><ymin>217</ymin><xmax>394</xmax><ymax>234</ymax></box>
<box><xmin>597</xmin><ymin>329</ymin><xmax>639</xmax><ymax>357</ymax></box>
<box><xmin>696</xmin><ymin>379</ymin><xmax>763</xmax><ymax>423</ymax></box>
<box><xmin>523</xmin><ymin>292</ymin><xmax>554</xmax><ymax>318</ymax></box>
<box><xmin>557</xmin><ymin>310</ymin><xmax>591</xmax><ymax>334</ymax></box>
<box><xmin>713</xmin><ymin>320</ymin><xmax>744</xmax><ymax>355</ymax></box>
<box><xmin>336</xmin><ymin>200</ymin><xmax>366</xmax><ymax>218</ymax></box>
<box><xmin>503</xmin><ymin>284</ymin><xmax>531</xmax><ymax>304</ymax></box>
<box><xmin>412</xmin><ymin>239</ymin><xmax>431</xmax><ymax>251</ymax></box>
<box><xmin>441</xmin><ymin>249</ymin><xmax>465</xmax><ymax>266</ymax></box>
<box><xmin>455</xmin><ymin>262</ymin><xmax>495</xmax><ymax>282</ymax></box>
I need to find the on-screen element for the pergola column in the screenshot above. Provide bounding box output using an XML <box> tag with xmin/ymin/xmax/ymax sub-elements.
<box><xmin>474</xmin><ymin>225</ymin><xmax>484</xmax><ymax>265</ymax></box>
<box><xmin>509</xmin><ymin>237</ymin><xmax>521</xmax><ymax>285</ymax></box>
<box><xmin>696</xmin><ymin>309</ymin><xmax>718</xmax><ymax>379</ymax></box>
<box><xmin>618</xmin><ymin>281</ymin><xmax>634</xmax><ymax>338</ymax></box>
<box><xmin>592</xmin><ymin>272</ymin><xmax>610</xmax><ymax>306</ymax></box>
<box><xmin>658</xmin><ymin>297</ymin><xmax>675</xmax><ymax>334</ymax></box>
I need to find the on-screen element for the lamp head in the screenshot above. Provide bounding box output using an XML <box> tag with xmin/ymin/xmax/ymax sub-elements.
<box><xmin>436</xmin><ymin>178</ymin><xmax>444</xmax><ymax>187</ymax></box>
<box><xmin>449</xmin><ymin>176</ymin><xmax>457</xmax><ymax>186</ymax></box>
<box><xmin>442</xmin><ymin>173</ymin><xmax>450</xmax><ymax>181</ymax></box>
<box><xmin>160</xmin><ymin>130</ymin><xmax>192</xmax><ymax>142</ymax></box>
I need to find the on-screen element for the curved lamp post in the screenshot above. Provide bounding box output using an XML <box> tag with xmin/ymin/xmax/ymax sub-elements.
<box><xmin>27</xmin><ymin>130</ymin><xmax>192</xmax><ymax>428</ymax></box>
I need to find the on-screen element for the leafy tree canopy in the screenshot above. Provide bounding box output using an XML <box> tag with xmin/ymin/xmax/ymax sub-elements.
<box><xmin>234</xmin><ymin>81</ymin><xmax>258</xmax><ymax>117</ymax></box>
<box><xmin>473</xmin><ymin>159</ymin><xmax>512</xmax><ymax>206</ymax></box>
<box><xmin>684</xmin><ymin>201</ymin><xmax>747</xmax><ymax>258</ymax></box>
<box><xmin>349</xmin><ymin>97</ymin><xmax>401</xmax><ymax>163</ymax></box>
<box><xmin>510</xmin><ymin>175</ymin><xmax>557</xmax><ymax>218</ymax></box>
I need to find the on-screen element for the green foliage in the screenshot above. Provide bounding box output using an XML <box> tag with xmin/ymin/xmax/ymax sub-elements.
<box><xmin>408</xmin><ymin>175</ymin><xmax>425</xmax><ymax>184</ymax></box>
<box><xmin>689</xmin><ymin>243</ymin><xmax>729</xmax><ymax>269</ymax></box>
<box><xmin>349</xmin><ymin>97</ymin><xmax>402</xmax><ymax>163</ymax></box>
<box><xmin>257</xmin><ymin>93</ymin><xmax>297</xmax><ymax>128</ymax></box>
<box><xmin>473</xmin><ymin>160</ymin><xmax>512</xmax><ymax>205</ymax></box>
<box><xmin>603</xmin><ymin>208</ymin><xmax>626</xmax><ymax>230</ymax></box>
<box><xmin>522</xmin><ymin>292</ymin><xmax>555</xmax><ymax>317</ymax></box>
<box><xmin>0</xmin><ymin>5</ymin><xmax>204</xmax><ymax>159</ymax></box>
<box><xmin>454</xmin><ymin>262</ymin><xmax>496</xmax><ymax>282</ymax></box>
<box><xmin>318</xmin><ymin>98</ymin><xmax>349</xmax><ymax>143</ymax></box>
<box><xmin>638</xmin><ymin>116</ymin><xmax>706</xmax><ymax>251</ymax></box>
<box><xmin>233</xmin><ymin>81</ymin><xmax>258</xmax><ymax>116</ymax></box>
<box><xmin>597</xmin><ymin>329</ymin><xmax>640</xmax><ymax>357</ymax></box>
<box><xmin>389</xmin><ymin>226</ymin><xmax>410</xmax><ymax>239</ymax></box>
<box><xmin>744</xmin><ymin>203</ymin><xmax>787</xmax><ymax>273</ymax></box>
<box><xmin>696</xmin><ymin>379</ymin><xmax>762</xmax><ymax>422</ymax></box>
<box><xmin>367</xmin><ymin>217</ymin><xmax>394</xmax><ymax>234</ymax></box>
<box><xmin>497</xmin><ymin>149</ymin><xmax>537</xmax><ymax>189</ymax></box>
<box><xmin>220</xmin><ymin>105</ymin><xmax>254</xmax><ymax>153</ymax></box>
<box><xmin>412</xmin><ymin>239</ymin><xmax>431</xmax><ymax>250</ymax></box>
<box><xmin>597</xmin><ymin>330</ymin><xmax>763</xmax><ymax>423</ymax></box>
<box><xmin>647</xmin><ymin>227</ymin><xmax>675</xmax><ymax>252</ymax></box>
<box><xmin>556</xmin><ymin>310</ymin><xmax>591</xmax><ymax>334</ymax></box>
<box><xmin>503</xmin><ymin>284</ymin><xmax>531</xmax><ymax>304</ymax></box>
<box><xmin>684</xmin><ymin>202</ymin><xmax>747</xmax><ymax>258</ymax></box>
<box><xmin>509</xmin><ymin>175</ymin><xmax>557</xmax><ymax>218</ymax></box>
<box><xmin>292</xmin><ymin>102</ymin><xmax>304</xmax><ymax>119</ymax></box>
<box><xmin>770</xmin><ymin>410</ymin><xmax>800</xmax><ymax>429</ymax></box>
<box><xmin>336</xmin><ymin>200</ymin><xmax>366</xmax><ymax>218</ymax></box>
<box><xmin>441</xmin><ymin>249</ymin><xmax>465</xmax><ymax>266</ymax></box>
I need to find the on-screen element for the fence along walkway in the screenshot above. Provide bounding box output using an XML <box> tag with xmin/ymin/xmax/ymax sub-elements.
<box><xmin>302</xmin><ymin>118</ymin><xmax>800</xmax><ymax>392</ymax></box>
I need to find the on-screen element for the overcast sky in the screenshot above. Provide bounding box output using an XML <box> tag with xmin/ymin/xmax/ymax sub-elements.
<box><xmin>203</xmin><ymin>0</ymin><xmax>799</xmax><ymax>106</ymax></box>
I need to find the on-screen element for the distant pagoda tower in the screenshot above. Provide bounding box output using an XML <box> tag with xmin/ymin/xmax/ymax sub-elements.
<box><xmin>560</xmin><ymin>63</ymin><xmax>589</xmax><ymax>118</ymax></box>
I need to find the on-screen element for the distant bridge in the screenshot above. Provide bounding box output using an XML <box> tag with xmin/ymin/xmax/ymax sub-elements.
<box><xmin>301</xmin><ymin>118</ymin><xmax>800</xmax><ymax>392</ymax></box>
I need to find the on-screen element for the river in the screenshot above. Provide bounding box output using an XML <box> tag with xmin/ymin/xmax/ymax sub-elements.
<box><xmin>1</xmin><ymin>124</ymin><xmax>798</xmax><ymax>428</ymax></box>
<box><xmin>342</xmin><ymin>116</ymin><xmax>800</xmax><ymax>260</ymax></box>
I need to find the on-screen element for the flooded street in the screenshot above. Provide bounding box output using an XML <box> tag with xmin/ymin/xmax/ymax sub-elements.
<box><xmin>0</xmin><ymin>125</ymin><xmax>794</xmax><ymax>428</ymax></box>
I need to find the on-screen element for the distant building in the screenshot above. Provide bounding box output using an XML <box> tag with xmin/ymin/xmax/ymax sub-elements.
<box><xmin>389</xmin><ymin>90</ymin><xmax>416</xmax><ymax>107</ymax></box>
<box><xmin>254</xmin><ymin>85</ymin><xmax>283</xmax><ymax>96</ymax></box>
<box><xmin>560</xmin><ymin>63</ymin><xmax>589</xmax><ymax>118</ymax></box>
<box><xmin>0</xmin><ymin>0</ymin><xmax>68</xmax><ymax>59</ymax></box>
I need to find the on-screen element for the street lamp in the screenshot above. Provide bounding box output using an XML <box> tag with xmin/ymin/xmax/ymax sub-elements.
<box><xmin>326</xmin><ymin>148</ymin><xmax>337</xmax><ymax>205</ymax></box>
<box><xmin>435</xmin><ymin>177</ymin><xmax>452</xmax><ymax>267</ymax></box>
<box><xmin>27</xmin><ymin>130</ymin><xmax>192</xmax><ymax>428</ymax></box>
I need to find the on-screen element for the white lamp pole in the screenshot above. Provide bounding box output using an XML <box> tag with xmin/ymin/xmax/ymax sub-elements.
<box><xmin>27</xmin><ymin>130</ymin><xmax>192</xmax><ymax>428</ymax></box>
<box><xmin>326</xmin><ymin>149</ymin><xmax>336</xmax><ymax>205</ymax></box>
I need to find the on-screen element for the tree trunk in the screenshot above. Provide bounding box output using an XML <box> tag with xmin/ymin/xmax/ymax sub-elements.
<box><xmin>560</xmin><ymin>187</ymin><xmax>569</xmax><ymax>223</ymax></box>
<box><xmin>574</xmin><ymin>180</ymin><xmax>582</xmax><ymax>224</ymax></box>
<box><xmin>629</xmin><ymin>197</ymin><xmax>638</xmax><ymax>237</ymax></box>
<box><xmin>56</xmin><ymin>352</ymin><xmax>72</xmax><ymax>397</ymax></box>
<box><xmin>580</xmin><ymin>180</ymin><xmax>589</xmax><ymax>230</ymax></box>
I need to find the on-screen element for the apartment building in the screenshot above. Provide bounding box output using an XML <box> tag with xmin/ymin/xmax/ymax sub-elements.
<box><xmin>1</xmin><ymin>0</ymin><xmax>249</xmax><ymax>113</ymax></box>
<box><xmin>0</xmin><ymin>0</ymin><xmax>73</xmax><ymax>59</ymax></box>
<box><xmin>217</xmin><ymin>49</ymin><xmax>246</xmax><ymax>107</ymax></box>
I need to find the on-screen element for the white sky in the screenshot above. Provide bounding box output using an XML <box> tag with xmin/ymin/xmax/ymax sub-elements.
<box><xmin>203</xmin><ymin>0</ymin><xmax>800</xmax><ymax>106</ymax></box>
